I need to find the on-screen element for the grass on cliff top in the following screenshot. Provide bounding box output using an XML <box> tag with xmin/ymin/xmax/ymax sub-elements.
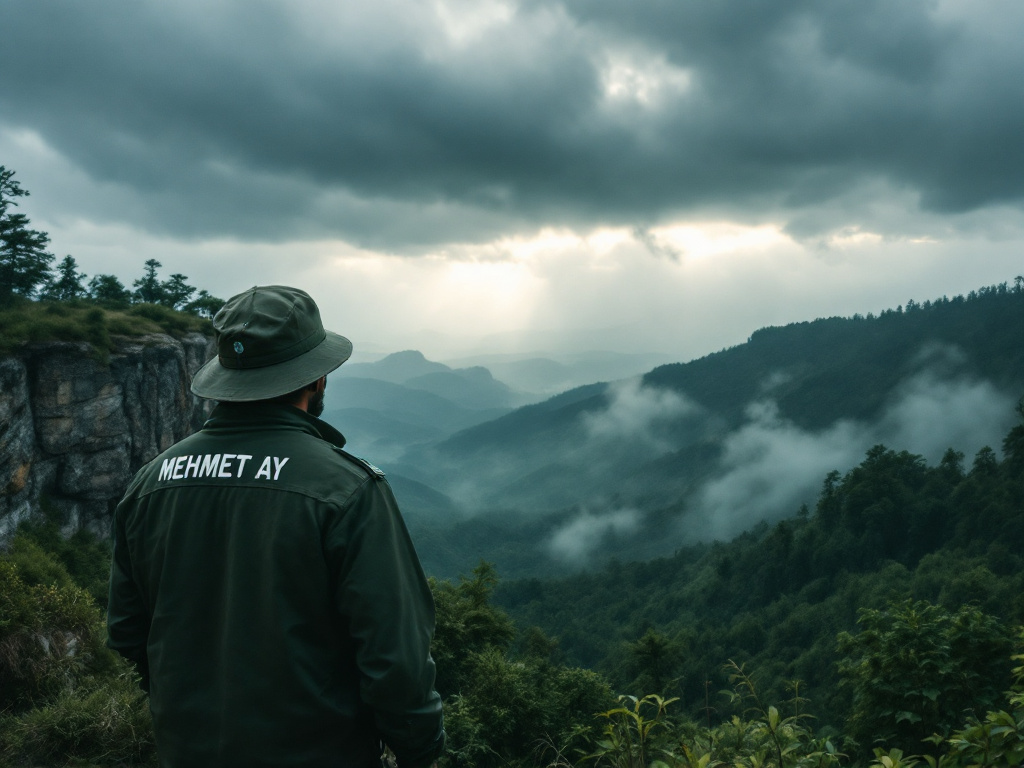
<box><xmin>0</xmin><ymin>298</ymin><xmax>213</xmax><ymax>357</ymax></box>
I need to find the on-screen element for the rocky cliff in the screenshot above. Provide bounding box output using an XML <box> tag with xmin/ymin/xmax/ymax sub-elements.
<box><xmin>0</xmin><ymin>333</ymin><xmax>214</xmax><ymax>539</ymax></box>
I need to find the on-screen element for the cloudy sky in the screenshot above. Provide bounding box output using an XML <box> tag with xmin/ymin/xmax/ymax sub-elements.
<box><xmin>2</xmin><ymin>0</ymin><xmax>1022</xmax><ymax>362</ymax></box>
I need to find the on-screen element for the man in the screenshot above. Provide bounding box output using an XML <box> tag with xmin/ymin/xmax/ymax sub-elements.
<box><xmin>107</xmin><ymin>285</ymin><xmax>444</xmax><ymax>768</ymax></box>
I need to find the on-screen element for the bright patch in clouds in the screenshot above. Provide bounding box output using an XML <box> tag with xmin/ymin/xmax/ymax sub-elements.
<box><xmin>825</xmin><ymin>227</ymin><xmax>886</xmax><ymax>249</ymax></box>
<box><xmin>601</xmin><ymin>51</ymin><xmax>693</xmax><ymax>106</ymax></box>
<box><xmin>649</xmin><ymin>222</ymin><xmax>791</xmax><ymax>261</ymax></box>
<box><xmin>431</xmin><ymin>0</ymin><xmax>513</xmax><ymax>44</ymax></box>
<box><xmin>436</xmin><ymin>258</ymin><xmax>540</xmax><ymax>320</ymax></box>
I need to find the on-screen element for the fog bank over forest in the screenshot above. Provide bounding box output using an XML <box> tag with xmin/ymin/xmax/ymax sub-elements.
<box><xmin>367</xmin><ymin>286</ymin><xmax>1024</xmax><ymax>577</ymax></box>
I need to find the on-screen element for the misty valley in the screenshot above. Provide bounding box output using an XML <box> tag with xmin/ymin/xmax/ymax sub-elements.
<box><xmin>324</xmin><ymin>284</ymin><xmax>1024</xmax><ymax>582</ymax></box>
<box><xmin>2</xmin><ymin>281</ymin><xmax>1023</xmax><ymax>767</ymax></box>
<box><xmin>3</xmin><ymin>0</ymin><xmax>1024</xmax><ymax>754</ymax></box>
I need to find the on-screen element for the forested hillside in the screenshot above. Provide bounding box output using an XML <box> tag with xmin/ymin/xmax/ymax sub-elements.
<box><xmin>496</xmin><ymin>411</ymin><xmax>1024</xmax><ymax>740</ymax></box>
<box><xmin>2</xmin><ymin>427</ymin><xmax>1022</xmax><ymax>766</ymax></box>
<box><xmin>644</xmin><ymin>284</ymin><xmax>1024</xmax><ymax>430</ymax></box>
<box><xmin>406</xmin><ymin>282</ymin><xmax>1024</xmax><ymax>579</ymax></box>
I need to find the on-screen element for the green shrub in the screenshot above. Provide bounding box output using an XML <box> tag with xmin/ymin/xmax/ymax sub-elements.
<box><xmin>0</xmin><ymin>296</ymin><xmax>210</xmax><ymax>356</ymax></box>
<box><xmin>128</xmin><ymin>302</ymin><xmax>206</xmax><ymax>336</ymax></box>
<box><xmin>0</xmin><ymin>559</ymin><xmax>106</xmax><ymax>713</ymax></box>
<box><xmin>837</xmin><ymin>600</ymin><xmax>1012</xmax><ymax>759</ymax></box>
<box><xmin>0</xmin><ymin>534</ymin><xmax>153</xmax><ymax>767</ymax></box>
<box><xmin>16</xmin><ymin>503</ymin><xmax>113</xmax><ymax>607</ymax></box>
<box><xmin>0</xmin><ymin>675</ymin><xmax>155</xmax><ymax>767</ymax></box>
<box><xmin>939</xmin><ymin>628</ymin><xmax>1024</xmax><ymax>768</ymax></box>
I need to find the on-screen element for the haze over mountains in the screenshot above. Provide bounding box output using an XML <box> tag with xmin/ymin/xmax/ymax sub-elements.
<box><xmin>322</xmin><ymin>284</ymin><xmax>1024</xmax><ymax>580</ymax></box>
<box><xmin>323</xmin><ymin>349</ymin><xmax>673</xmax><ymax>460</ymax></box>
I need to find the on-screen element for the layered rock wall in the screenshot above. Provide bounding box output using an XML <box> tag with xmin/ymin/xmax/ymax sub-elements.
<box><xmin>0</xmin><ymin>333</ymin><xmax>214</xmax><ymax>538</ymax></box>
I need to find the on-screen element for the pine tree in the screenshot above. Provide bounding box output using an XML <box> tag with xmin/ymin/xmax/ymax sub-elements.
<box><xmin>0</xmin><ymin>166</ymin><xmax>55</xmax><ymax>304</ymax></box>
<box><xmin>88</xmin><ymin>274</ymin><xmax>132</xmax><ymax>307</ymax></box>
<box><xmin>185</xmin><ymin>289</ymin><xmax>226</xmax><ymax>318</ymax></box>
<box><xmin>160</xmin><ymin>272</ymin><xmax>195</xmax><ymax>310</ymax></box>
<box><xmin>132</xmin><ymin>258</ymin><xmax>166</xmax><ymax>304</ymax></box>
<box><xmin>44</xmin><ymin>255</ymin><xmax>88</xmax><ymax>301</ymax></box>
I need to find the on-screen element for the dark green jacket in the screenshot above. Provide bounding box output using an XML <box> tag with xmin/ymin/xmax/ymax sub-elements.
<box><xmin>107</xmin><ymin>402</ymin><xmax>444</xmax><ymax>768</ymax></box>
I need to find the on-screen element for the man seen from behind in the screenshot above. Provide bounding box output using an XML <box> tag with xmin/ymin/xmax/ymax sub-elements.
<box><xmin>107</xmin><ymin>285</ymin><xmax>444</xmax><ymax>768</ymax></box>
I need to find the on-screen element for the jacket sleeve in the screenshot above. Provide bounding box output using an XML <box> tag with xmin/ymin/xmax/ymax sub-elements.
<box><xmin>325</xmin><ymin>475</ymin><xmax>445</xmax><ymax>768</ymax></box>
<box><xmin>106</xmin><ymin>497</ymin><xmax>152</xmax><ymax>692</ymax></box>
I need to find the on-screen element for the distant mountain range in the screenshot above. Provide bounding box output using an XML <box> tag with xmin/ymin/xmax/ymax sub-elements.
<box><xmin>322</xmin><ymin>348</ymin><xmax>672</xmax><ymax>462</ymax></box>
<box><xmin>327</xmin><ymin>284</ymin><xmax>1024</xmax><ymax>580</ymax></box>
<box><xmin>439</xmin><ymin>350</ymin><xmax>676</xmax><ymax>395</ymax></box>
<box><xmin>354</xmin><ymin>286</ymin><xmax>1024</xmax><ymax>581</ymax></box>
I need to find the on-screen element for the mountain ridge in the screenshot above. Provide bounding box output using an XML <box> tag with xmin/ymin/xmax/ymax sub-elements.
<box><xmin>402</xmin><ymin>282</ymin><xmax>1024</xmax><ymax>578</ymax></box>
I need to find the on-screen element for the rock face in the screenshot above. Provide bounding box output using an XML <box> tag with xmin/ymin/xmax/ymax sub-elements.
<box><xmin>0</xmin><ymin>333</ymin><xmax>214</xmax><ymax>539</ymax></box>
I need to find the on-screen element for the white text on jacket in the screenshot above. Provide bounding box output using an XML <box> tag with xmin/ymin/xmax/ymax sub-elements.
<box><xmin>158</xmin><ymin>454</ymin><xmax>290</xmax><ymax>482</ymax></box>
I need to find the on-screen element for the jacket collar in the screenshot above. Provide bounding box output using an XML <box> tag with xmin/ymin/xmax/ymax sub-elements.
<box><xmin>203</xmin><ymin>401</ymin><xmax>347</xmax><ymax>450</ymax></box>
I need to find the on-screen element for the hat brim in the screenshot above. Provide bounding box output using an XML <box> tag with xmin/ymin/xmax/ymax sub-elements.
<box><xmin>190</xmin><ymin>331</ymin><xmax>353</xmax><ymax>401</ymax></box>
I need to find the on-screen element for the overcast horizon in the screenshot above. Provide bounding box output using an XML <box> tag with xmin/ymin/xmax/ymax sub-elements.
<box><xmin>2</xmin><ymin>0</ymin><xmax>1022</xmax><ymax>364</ymax></box>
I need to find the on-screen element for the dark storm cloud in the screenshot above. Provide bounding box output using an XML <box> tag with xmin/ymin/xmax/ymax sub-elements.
<box><xmin>1</xmin><ymin>0</ymin><xmax>1022</xmax><ymax>248</ymax></box>
<box><xmin>556</xmin><ymin>0</ymin><xmax>1024</xmax><ymax>212</ymax></box>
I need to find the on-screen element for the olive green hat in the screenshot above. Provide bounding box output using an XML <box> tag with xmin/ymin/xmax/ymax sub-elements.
<box><xmin>190</xmin><ymin>285</ymin><xmax>353</xmax><ymax>401</ymax></box>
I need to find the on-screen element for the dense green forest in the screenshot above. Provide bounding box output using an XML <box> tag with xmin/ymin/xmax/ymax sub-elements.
<box><xmin>438</xmin><ymin>280</ymin><xmax>1024</xmax><ymax>456</ymax></box>
<box><xmin>2</xmin><ymin>411</ymin><xmax>1022</xmax><ymax>766</ymax></box>
<box><xmin>644</xmin><ymin>281</ymin><xmax>1024</xmax><ymax>431</ymax></box>
<box><xmin>493</xmin><ymin>411</ymin><xmax>1024</xmax><ymax>753</ymax></box>
<box><xmin>2</xmin><ymin>163</ymin><xmax>1023</xmax><ymax>765</ymax></box>
<box><xmin>408</xmin><ymin>281</ymin><xmax>1024</xmax><ymax>581</ymax></box>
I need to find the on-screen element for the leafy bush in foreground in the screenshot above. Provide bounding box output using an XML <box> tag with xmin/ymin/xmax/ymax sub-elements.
<box><xmin>0</xmin><ymin>539</ymin><xmax>155</xmax><ymax>766</ymax></box>
<box><xmin>1</xmin><ymin>523</ymin><xmax>1020</xmax><ymax>767</ymax></box>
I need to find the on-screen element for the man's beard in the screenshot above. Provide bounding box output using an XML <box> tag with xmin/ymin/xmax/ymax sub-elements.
<box><xmin>308</xmin><ymin>385</ymin><xmax>325</xmax><ymax>418</ymax></box>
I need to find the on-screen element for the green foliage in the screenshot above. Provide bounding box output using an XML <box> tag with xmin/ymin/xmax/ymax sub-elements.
<box><xmin>585</xmin><ymin>693</ymin><xmax>680</xmax><ymax>768</ymax></box>
<box><xmin>128</xmin><ymin>259</ymin><xmax>223</xmax><ymax>316</ymax></box>
<box><xmin>42</xmin><ymin>254</ymin><xmax>89</xmax><ymax>302</ymax></box>
<box><xmin>836</xmin><ymin>600</ymin><xmax>1011</xmax><ymax>758</ymax></box>
<box><xmin>185</xmin><ymin>288</ymin><xmax>226</xmax><ymax>318</ymax></box>
<box><xmin>439</xmin><ymin>694</ymin><xmax>496</xmax><ymax>767</ymax></box>
<box><xmin>866</xmin><ymin>748</ymin><xmax>924</xmax><ymax>768</ymax></box>
<box><xmin>498</xmin><ymin>410</ymin><xmax>1024</xmax><ymax>735</ymax></box>
<box><xmin>0</xmin><ymin>165</ymin><xmax>54</xmax><ymax>304</ymax></box>
<box><xmin>15</xmin><ymin>503</ymin><xmax>113</xmax><ymax>607</ymax></box>
<box><xmin>131</xmin><ymin>258</ymin><xmax>165</xmax><ymax>305</ymax></box>
<box><xmin>0</xmin><ymin>674</ymin><xmax>155</xmax><ymax>767</ymax></box>
<box><xmin>431</xmin><ymin>561</ymin><xmax>517</xmax><ymax>696</ymax></box>
<box><xmin>88</xmin><ymin>273</ymin><xmax>131</xmax><ymax>308</ymax></box>
<box><xmin>0</xmin><ymin>556</ymin><xmax>112</xmax><ymax>715</ymax></box>
<box><xmin>938</xmin><ymin>628</ymin><xmax>1024</xmax><ymax>768</ymax></box>
<box><xmin>127</xmin><ymin>301</ymin><xmax>209</xmax><ymax>336</ymax></box>
<box><xmin>626</xmin><ymin>630</ymin><xmax>684</xmax><ymax>698</ymax></box>
<box><xmin>0</xmin><ymin>294</ymin><xmax>212</xmax><ymax>355</ymax></box>
<box><xmin>432</xmin><ymin>563</ymin><xmax>616</xmax><ymax>768</ymax></box>
<box><xmin>0</xmin><ymin>527</ymin><xmax>155</xmax><ymax>767</ymax></box>
<box><xmin>580</xmin><ymin>672</ymin><xmax>845</xmax><ymax>768</ymax></box>
<box><xmin>567</xmin><ymin>637</ymin><xmax>1024</xmax><ymax>768</ymax></box>
<box><xmin>160</xmin><ymin>272</ymin><xmax>195</xmax><ymax>311</ymax></box>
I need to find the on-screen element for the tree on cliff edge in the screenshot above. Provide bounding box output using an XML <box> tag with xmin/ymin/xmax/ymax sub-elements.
<box><xmin>0</xmin><ymin>165</ymin><xmax>55</xmax><ymax>304</ymax></box>
<box><xmin>42</xmin><ymin>254</ymin><xmax>89</xmax><ymax>301</ymax></box>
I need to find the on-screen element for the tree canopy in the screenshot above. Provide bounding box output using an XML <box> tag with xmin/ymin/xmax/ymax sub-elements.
<box><xmin>0</xmin><ymin>165</ymin><xmax>54</xmax><ymax>304</ymax></box>
<box><xmin>0</xmin><ymin>166</ymin><xmax>225</xmax><ymax>322</ymax></box>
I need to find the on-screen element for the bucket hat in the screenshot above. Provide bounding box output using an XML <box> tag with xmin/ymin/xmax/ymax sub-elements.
<box><xmin>190</xmin><ymin>285</ymin><xmax>352</xmax><ymax>401</ymax></box>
